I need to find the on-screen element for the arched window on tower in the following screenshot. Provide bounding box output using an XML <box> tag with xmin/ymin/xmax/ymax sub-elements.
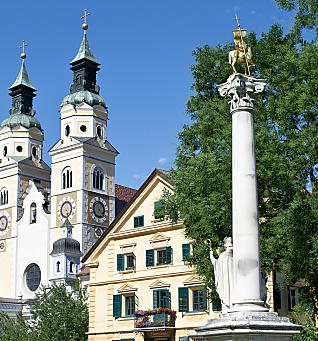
<box><xmin>69</xmin><ymin>261</ymin><xmax>75</xmax><ymax>273</ymax></box>
<box><xmin>92</xmin><ymin>166</ymin><xmax>106</xmax><ymax>191</ymax></box>
<box><xmin>56</xmin><ymin>261</ymin><xmax>60</xmax><ymax>273</ymax></box>
<box><xmin>62</xmin><ymin>167</ymin><xmax>73</xmax><ymax>189</ymax></box>
<box><xmin>30</xmin><ymin>203</ymin><xmax>37</xmax><ymax>224</ymax></box>
<box><xmin>0</xmin><ymin>187</ymin><xmax>8</xmax><ymax>206</ymax></box>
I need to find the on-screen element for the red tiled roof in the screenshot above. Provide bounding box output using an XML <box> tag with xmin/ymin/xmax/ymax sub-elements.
<box><xmin>77</xmin><ymin>267</ymin><xmax>90</xmax><ymax>276</ymax></box>
<box><xmin>115</xmin><ymin>184</ymin><xmax>137</xmax><ymax>202</ymax></box>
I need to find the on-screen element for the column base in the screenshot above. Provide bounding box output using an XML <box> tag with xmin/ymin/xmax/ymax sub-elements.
<box><xmin>195</xmin><ymin>311</ymin><xmax>303</xmax><ymax>340</ymax></box>
<box><xmin>231</xmin><ymin>299</ymin><xmax>268</xmax><ymax>312</ymax></box>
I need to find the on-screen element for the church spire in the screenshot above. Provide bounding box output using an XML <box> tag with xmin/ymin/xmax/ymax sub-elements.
<box><xmin>1</xmin><ymin>41</ymin><xmax>41</xmax><ymax>130</ymax></box>
<box><xmin>61</xmin><ymin>10</ymin><xmax>106</xmax><ymax>108</ymax></box>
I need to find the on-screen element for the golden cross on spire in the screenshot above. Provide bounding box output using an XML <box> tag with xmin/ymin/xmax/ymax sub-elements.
<box><xmin>19</xmin><ymin>40</ymin><xmax>28</xmax><ymax>61</ymax></box>
<box><xmin>81</xmin><ymin>9</ymin><xmax>91</xmax><ymax>34</ymax></box>
<box><xmin>233</xmin><ymin>13</ymin><xmax>241</xmax><ymax>29</ymax></box>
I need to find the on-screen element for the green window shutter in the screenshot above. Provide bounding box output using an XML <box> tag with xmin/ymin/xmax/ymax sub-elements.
<box><xmin>146</xmin><ymin>249</ymin><xmax>154</xmax><ymax>267</ymax></box>
<box><xmin>154</xmin><ymin>200</ymin><xmax>164</xmax><ymax>219</ymax></box>
<box><xmin>113</xmin><ymin>294</ymin><xmax>122</xmax><ymax>317</ymax></box>
<box><xmin>145</xmin><ymin>338</ymin><xmax>154</xmax><ymax>341</ymax></box>
<box><xmin>153</xmin><ymin>290</ymin><xmax>158</xmax><ymax>309</ymax></box>
<box><xmin>134</xmin><ymin>215</ymin><xmax>144</xmax><ymax>228</ymax></box>
<box><xmin>162</xmin><ymin>289</ymin><xmax>170</xmax><ymax>308</ymax></box>
<box><xmin>179</xmin><ymin>337</ymin><xmax>189</xmax><ymax>341</ymax></box>
<box><xmin>203</xmin><ymin>288</ymin><xmax>207</xmax><ymax>310</ymax></box>
<box><xmin>166</xmin><ymin>246</ymin><xmax>172</xmax><ymax>264</ymax></box>
<box><xmin>178</xmin><ymin>287</ymin><xmax>189</xmax><ymax>312</ymax></box>
<box><xmin>117</xmin><ymin>254</ymin><xmax>124</xmax><ymax>271</ymax></box>
<box><xmin>182</xmin><ymin>243</ymin><xmax>190</xmax><ymax>261</ymax></box>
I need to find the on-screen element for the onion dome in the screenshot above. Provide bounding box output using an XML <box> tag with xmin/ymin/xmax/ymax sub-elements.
<box><xmin>1</xmin><ymin>46</ymin><xmax>42</xmax><ymax>131</ymax></box>
<box><xmin>50</xmin><ymin>237</ymin><xmax>82</xmax><ymax>257</ymax></box>
<box><xmin>61</xmin><ymin>26</ymin><xmax>106</xmax><ymax>109</ymax></box>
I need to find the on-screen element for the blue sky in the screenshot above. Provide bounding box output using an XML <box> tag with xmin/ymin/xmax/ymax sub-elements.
<box><xmin>0</xmin><ymin>0</ymin><xmax>293</xmax><ymax>189</ymax></box>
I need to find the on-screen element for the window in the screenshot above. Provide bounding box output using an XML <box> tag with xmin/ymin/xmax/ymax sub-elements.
<box><xmin>0</xmin><ymin>188</ymin><xmax>8</xmax><ymax>206</ymax></box>
<box><xmin>26</xmin><ymin>264</ymin><xmax>41</xmax><ymax>291</ymax></box>
<box><xmin>125</xmin><ymin>295</ymin><xmax>135</xmax><ymax>316</ymax></box>
<box><xmin>153</xmin><ymin>200</ymin><xmax>165</xmax><ymax>219</ymax></box>
<box><xmin>134</xmin><ymin>215</ymin><xmax>144</xmax><ymax>228</ymax></box>
<box><xmin>97</xmin><ymin>126</ymin><xmax>102</xmax><ymax>138</ymax></box>
<box><xmin>178</xmin><ymin>287</ymin><xmax>207</xmax><ymax>313</ymax></box>
<box><xmin>153</xmin><ymin>289</ymin><xmax>170</xmax><ymax>308</ymax></box>
<box><xmin>193</xmin><ymin>289</ymin><xmax>205</xmax><ymax>312</ymax></box>
<box><xmin>30</xmin><ymin>203</ymin><xmax>36</xmax><ymax>223</ymax></box>
<box><xmin>32</xmin><ymin>146</ymin><xmax>37</xmax><ymax>158</ymax></box>
<box><xmin>62</xmin><ymin>166</ymin><xmax>72</xmax><ymax>189</ymax></box>
<box><xmin>113</xmin><ymin>294</ymin><xmax>136</xmax><ymax>317</ymax></box>
<box><xmin>56</xmin><ymin>261</ymin><xmax>60</xmax><ymax>273</ymax></box>
<box><xmin>288</xmin><ymin>287</ymin><xmax>297</xmax><ymax>311</ymax></box>
<box><xmin>3</xmin><ymin>146</ymin><xmax>7</xmax><ymax>156</ymax></box>
<box><xmin>182</xmin><ymin>243</ymin><xmax>190</xmax><ymax>261</ymax></box>
<box><xmin>65</xmin><ymin>125</ymin><xmax>70</xmax><ymax>136</ymax></box>
<box><xmin>117</xmin><ymin>253</ymin><xmax>135</xmax><ymax>271</ymax></box>
<box><xmin>16</xmin><ymin>145</ymin><xmax>23</xmax><ymax>152</ymax></box>
<box><xmin>92</xmin><ymin>166</ymin><xmax>105</xmax><ymax>191</ymax></box>
<box><xmin>70</xmin><ymin>261</ymin><xmax>75</xmax><ymax>273</ymax></box>
<box><xmin>146</xmin><ymin>247</ymin><xmax>172</xmax><ymax>267</ymax></box>
<box><xmin>157</xmin><ymin>249</ymin><xmax>167</xmax><ymax>265</ymax></box>
<box><xmin>80</xmin><ymin>125</ymin><xmax>87</xmax><ymax>132</ymax></box>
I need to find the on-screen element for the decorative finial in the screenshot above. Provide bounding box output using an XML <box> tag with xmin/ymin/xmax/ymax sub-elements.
<box><xmin>81</xmin><ymin>9</ymin><xmax>91</xmax><ymax>34</ymax></box>
<box><xmin>228</xmin><ymin>14</ymin><xmax>255</xmax><ymax>76</ymax></box>
<box><xmin>19</xmin><ymin>40</ymin><xmax>27</xmax><ymax>61</ymax></box>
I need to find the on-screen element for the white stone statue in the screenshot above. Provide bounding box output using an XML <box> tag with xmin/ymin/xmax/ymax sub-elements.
<box><xmin>209</xmin><ymin>237</ymin><xmax>234</xmax><ymax>313</ymax></box>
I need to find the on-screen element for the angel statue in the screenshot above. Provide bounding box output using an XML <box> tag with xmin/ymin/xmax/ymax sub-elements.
<box><xmin>208</xmin><ymin>237</ymin><xmax>234</xmax><ymax>313</ymax></box>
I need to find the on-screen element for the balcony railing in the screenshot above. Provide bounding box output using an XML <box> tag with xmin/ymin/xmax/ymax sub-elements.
<box><xmin>134</xmin><ymin>308</ymin><xmax>176</xmax><ymax>330</ymax></box>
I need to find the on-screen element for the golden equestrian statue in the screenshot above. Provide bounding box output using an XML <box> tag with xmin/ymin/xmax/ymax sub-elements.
<box><xmin>229</xmin><ymin>14</ymin><xmax>255</xmax><ymax>76</ymax></box>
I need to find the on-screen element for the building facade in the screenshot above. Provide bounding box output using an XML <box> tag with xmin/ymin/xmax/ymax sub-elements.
<box><xmin>0</xmin><ymin>25</ymin><xmax>132</xmax><ymax>303</ymax></box>
<box><xmin>83</xmin><ymin>169</ymin><xmax>220</xmax><ymax>341</ymax></box>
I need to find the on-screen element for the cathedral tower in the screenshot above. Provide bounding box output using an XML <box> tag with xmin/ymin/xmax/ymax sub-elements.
<box><xmin>0</xmin><ymin>44</ymin><xmax>51</xmax><ymax>298</ymax></box>
<box><xmin>49</xmin><ymin>18</ymin><xmax>118</xmax><ymax>255</ymax></box>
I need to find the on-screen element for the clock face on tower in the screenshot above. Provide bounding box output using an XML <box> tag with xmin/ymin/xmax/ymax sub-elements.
<box><xmin>0</xmin><ymin>211</ymin><xmax>10</xmax><ymax>236</ymax></box>
<box><xmin>90</xmin><ymin>197</ymin><xmax>108</xmax><ymax>223</ymax></box>
<box><xmin>58</xmin><ymin>197</ymin><xmax>76</xmax><ymax>221</ymax></box>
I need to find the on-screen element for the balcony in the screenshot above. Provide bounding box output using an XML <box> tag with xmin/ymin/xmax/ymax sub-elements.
<box><xmin>134</xmin><ymin>308</ymin><xmax>176</xmax><ymax>331</ymax></box>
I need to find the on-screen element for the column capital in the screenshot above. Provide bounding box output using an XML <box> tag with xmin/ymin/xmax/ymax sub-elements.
<box><xmin>217</xmin><ymin>74</ymin><xmax>266</xmax><ymax>113</ymax></box>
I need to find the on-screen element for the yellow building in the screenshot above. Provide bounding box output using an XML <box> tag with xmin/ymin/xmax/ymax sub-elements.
<box><xmin>83</xmin><ymin>169</ymin><xmax>219</xmax><ymax>341</ymax></box>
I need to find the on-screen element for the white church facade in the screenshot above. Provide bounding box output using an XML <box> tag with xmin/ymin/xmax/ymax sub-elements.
<box><xmin>0</xmin><ymin>24</ymin><xmax>127</xmax><ymax>304</ymax></box>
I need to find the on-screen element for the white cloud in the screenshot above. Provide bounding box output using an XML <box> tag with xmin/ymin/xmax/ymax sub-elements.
<box><xmin>158</xmin><ymin>157</ymin><xmax>167</xmax><ymax>164</ymax></box>
<box><xmin>251</xmin><ymin>10</ymin><xmax>256</xmax><ymax>15</ymax></box>
<box><xmin>133</xmin><ymin>174</ymin><xmax>144</xmax><ymax>179</ymax></box>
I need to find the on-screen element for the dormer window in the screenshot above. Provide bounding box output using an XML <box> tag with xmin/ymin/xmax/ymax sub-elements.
<box><xmin>62</xmin><ymin>167</ymin><xmax>72</xmax><ymax>189</ymax></box>
<box><xmin>0</xmin><ymin>187</ymin><xmax>8</xmax><ymax>206</ymax></box>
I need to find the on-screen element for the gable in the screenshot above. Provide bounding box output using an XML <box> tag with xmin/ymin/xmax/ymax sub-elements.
<box><xmin>117</xmin><ymin>283</ymin><xmax>138</xmax><ymax>293</ymax></box>
<box><xmin>149</xmin><ymin>279</ymin><xmax>170</xmax><ymax>289</ymax></box>
<box><xmin>82</xmin><ymin>169</ymin><xmax>173</xmax><ymax>263</ymax></box>
<box><xmin>183</xmin><ymin>275</ymin><xmax>203</xmax><ymax>286</ymax></box>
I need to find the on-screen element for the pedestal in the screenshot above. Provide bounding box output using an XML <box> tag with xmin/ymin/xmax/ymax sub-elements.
<box><xmin>196</xmin><ymin>311</ymin><xmax>302</xmax><ymax>340</ymax></box>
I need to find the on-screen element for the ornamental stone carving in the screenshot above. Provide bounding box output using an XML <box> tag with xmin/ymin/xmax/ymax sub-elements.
<box><xmin>217</xmin><ymin>74</ymin><xmax>266</xmax><ymax>113</ymax></box>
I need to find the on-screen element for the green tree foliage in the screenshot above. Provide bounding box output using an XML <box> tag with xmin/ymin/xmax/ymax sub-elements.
<box><xmin>275</xmin><ymin>0</ymin><xmax>318</xmax><ymax>36</ymax></box>
<box><xmin>0</xmin><ymin>282</ymin><xmax>88</xmax><ymax>341</ymax></box>
<box><xmin>167</xmin><ymin>23</ymin><xmax>318</xmax><ymax>317</ymax></box>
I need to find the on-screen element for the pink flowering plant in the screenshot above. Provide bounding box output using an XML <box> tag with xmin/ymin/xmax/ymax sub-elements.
<box><xmin>134</xmin><ymin>308</ymin><xmax>176</xmax><ymax>328</ymax></box>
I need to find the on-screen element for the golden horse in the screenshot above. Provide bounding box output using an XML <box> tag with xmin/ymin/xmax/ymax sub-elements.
<box><xmin>229</xmin><ymin>45</ymin><xmax>255</xmax><ymax>75</ymax></box>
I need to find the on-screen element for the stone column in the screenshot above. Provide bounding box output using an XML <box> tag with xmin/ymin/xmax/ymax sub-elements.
<box><xmin>218</xmin><ymin>74</ymin><xmax>267</xmax><ymax>312</ymax></box>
